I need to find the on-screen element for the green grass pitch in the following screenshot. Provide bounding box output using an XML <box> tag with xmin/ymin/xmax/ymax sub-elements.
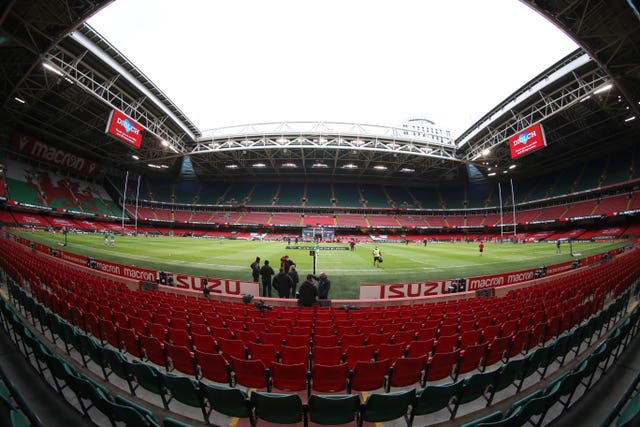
<box><xmin>14</xmin><ymin>230</ymin><xmax>626</xmax><ymax>300</ymax></box>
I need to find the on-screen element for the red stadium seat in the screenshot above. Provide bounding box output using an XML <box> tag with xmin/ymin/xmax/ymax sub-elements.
<box><xmin>406</xmin><ymin>339</ymin><xmax>435</xmax><ymax>358</ymax></box>
<box><xmin>312</xmin><ymin>345</ymin><xmax>344</xmax><ymax>366</ymax></box>
<box><xmin>387</xmin><ymin>355</ymin><xmax>427</xmax><ymax>391</ymax></box>
<box><xmin>167</xmin><ymin>327</ymin><xmax>191</xmax><ymax>349</ymax></box>
<box><xmin>194</xmin><ymin>350</ymin><xmax>231</xmax><ymax>385</ymax></box>
<box><xmin>311</xmin><ymin>363</ymin><xmax>349</xmax><ymax>393</ymax></box>
<box><xmin>165</xmin><ymin>343</ymin><xmax>196</xmax><ymax>375</ymax></box>
<box><xmin>509</xmin><ymin>329</ymin><xmax>531</xmax><ymax>357</ymax></box>
<box><xmin>269</xmin><ymin>361</ymin><xmax>309</xmax><ymax>393</ymax></box>
<box><xmin>485</xmin><ymin>336</ymin><xmax>512</xmax><ymax>367</ymax></box>
<box><xmin>457</xmin><ymin>343</ymin><xmax>488</xmax><ymax>377</ymax></box>
<box><xmin>375</xmin><ymin>343</ymin><xmax>407</xmax><ymax>363</ymax></box>
<box><xmin>425</xmin><ymin>350</ymin><xmax>459</xmax><ymax>382</ymax></box>
<box><xmin>392</xmin><ymin>330</ymin><xmax>416</xmax><ymax>345</ymax></box>
<box><xmin>313</xmin><ymin>334</ymin><xmax>339</xmax><ymax>347</ymax></box>
<box><xmin>344</xmin><ymin>345</ymin><xmax>376</xmax><ymax>369</ymax></box>
<box><xmin>139</xmin><ymin>334</ymin><xmax>166</xmax><ymax>367</ymax></box>
<box><xmin>348</xmin><ymin>359</ymin><xmax>390</xmax><ymax>392</ymax></box>
<box><xmin>230</xmin><ymin>356</ymin><xmax>269</xmax><ymax>389</ymax></box>
<box><xmin>435</xmin><ymin>334</ymin><xmax>460</xmax><ymax>353</ymax></box>
<box><xmin>191</xmin><ymin>333</ymin><xmax>217</xmax><ymax>354</ymax></box>
<box><xmin>279</xmin><ymin>345</ymin><xmax>311</xmax><ymax>366</ymax></box>
<box><xmin>216</xmin><ymin>337</ymin><xmax>248</xmax><ymax>360</ymax></box>
<box><xmin>340</xmin><ymin>334</ymin><xmax>367</xmax><ymax>349</ymax></box>
<box><xmin>248</xmin><ymin>342</ymin><xmax>279</xmax><ymax>365</ymax></box>
<box><xmin>117</xmin><ymin>326</ymin><xmax>142</xmax><ymax>358</ymax></box>
<box><xmin>366</xmin><ymin>332</ymin><xmax>392</xmax><ymax>347</ymax></box>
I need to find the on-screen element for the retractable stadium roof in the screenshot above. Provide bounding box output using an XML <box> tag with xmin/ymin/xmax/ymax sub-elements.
<box><xmin>0</xmin><ymin>0</ymin><xmax>638</xmax><ymax>186</ymax></box>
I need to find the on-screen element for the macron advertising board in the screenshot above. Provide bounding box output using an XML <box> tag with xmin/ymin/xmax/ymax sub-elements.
<box><xmin>106</xmin><ymin>109</ymin><xmax>143</xmax><ymax>148</ymax></box>
<box><xmin>509</xmin><ymin>122</ymin><xmax>547</xmax><ymax>159</ymax></box>
<box><xmin>10</xmin><ymin>133</ymin><xmax>103</xmax><ymax>177</ymax></box>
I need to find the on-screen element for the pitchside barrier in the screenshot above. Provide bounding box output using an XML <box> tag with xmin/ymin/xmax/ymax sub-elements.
<box><xmin>359</xmin><ymin>249</ymin><xmax>624</xmax><ymax>299</ymax></box>
<box><xmin>4</xmin><ymin>232</ymin><xmax>628</xmax><ymax>307</ymax></box>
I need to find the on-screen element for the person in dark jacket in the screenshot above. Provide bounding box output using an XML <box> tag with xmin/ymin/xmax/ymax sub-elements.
<box><xmin>280</xmin><ymin>255</ymin><xmax>296</xmax><ymax>273</ymax></box>
<box><xmin>259</xmin><ymin>260</ymin><xmax>275</xmax><ymax>297</ymax></box>
<box><xmin>250</xmin><ymin>257</ymin><xmax>261</xmax><ymax>282</ymax></box>
<box><xmin>288</xmin><ymin>265</ymin><xmax>299</xmax><ymax>298</ymax></box>
<box><xmin>272</xmin><ymin>268</ymin><xmax>293</xmax><ymax>298</ymax></box>
<box><xmin>317</xmin><ymin>272</ymin><xmax>331</xmax><ymax>300</ymax></box>
<box><xmin>297</xmin><ymin>274</ymin><xmax>318</xmax><ymax>307</ymax></box>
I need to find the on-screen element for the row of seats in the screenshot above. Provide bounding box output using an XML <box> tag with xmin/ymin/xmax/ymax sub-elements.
<box><xmin>460</xmin><ymin>300</ymin><xmax>640</xmax><ymax>427</ymax></box>
<box><xmin>3</xmin><ymin>276</ymin><xmax>639</xmax><ymax>427</ymax></box>
<box><xmin>0</xmin><ymin>348</ymin><xmax>43</xmax><ymax>427</ymax></box>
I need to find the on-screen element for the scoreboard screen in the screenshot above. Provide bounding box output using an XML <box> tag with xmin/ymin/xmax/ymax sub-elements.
<box><xmin>302</xmin><ymin>227</ymin><xmax>335</xmax><ymax>240</ymax></box>
<box><xmin>105</xmin><ymin>109</ymin><xmax>143</xmax><ymax>148</ymax></box>
<box><xmin>508</xmin><ymin>122</ymin><xmax>547</xmax><ymax>159</ymax></box>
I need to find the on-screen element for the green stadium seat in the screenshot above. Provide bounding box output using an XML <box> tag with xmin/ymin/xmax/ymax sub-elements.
<box><xmin>361</xmin><ymin>388</ymin><xmax>416</xmax><ymax>427</ymax></box>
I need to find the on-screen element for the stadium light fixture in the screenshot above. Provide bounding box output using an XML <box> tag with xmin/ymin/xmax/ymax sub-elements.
<box><xmin>252</xmin><ymin>163</ymin><xmax>266</xmax><ymax>168</ymax></box>
<box><xmin>593</xmin><ymin>84</ymin><xmax>613</xmax><ymax>94</ymax></box>
<box><xmin>225</xmin><ymin>164</ymin><xmax>239</xmax><ymax>169</ymax></box>
<box><xmin>131</xmin><ymin>154</ymin><xmax>139</xmax><ymax>160</ymax></box>
<box><xmin>488</xmin><ymin>172</ymin><xmax>497</xmax><ymax>176</ymax></box>
<box><xmin>625</xmin><ymin>116</ymin><xmax>636</xmax><ymax>122</ymax></box>
<box><xmin>161</xmin><ymin>139</ymin><xmax>169</xmax><ymax>147</ymax></box>
<box><xmin>342</xmin><ymin>163</ymin><xmax>358</xmax><ymax>169</ymax></box>
<box><xmin>43</xmin><ymin>62</ymin><xmax>64</xmax><ymax>76</ymax></box>
<box><xmin>509</xmin><ymin>164</ymin><xmax>516</xmax><ymax>169</ymax></box>
<box><xmin>13</xmin><ymin>96</ymin><xmax>25</xmax><ymax>104</ymax></box>
<box><xmin>373</xmin><ymin>165</ymin><xmax>387</xmax><ymax>170</ymax></box>
<box><xmin>282</xmin><ymin>162</ymin><xmax>297</xmax><ymax>168</ymax></box>
<box><xmin>400</xmin><ymin>168</ymin><xmax>415</xmax><ymax>173</ymax></box>
<box><xmin>312</xmin><ymin>162</ymin><xmax>328</xmax><ymax>168</ymax></box>
<box><xmin>482</xmin><ymin>148</ymin><xmax>491</xmax><ymax>156</ymax></box>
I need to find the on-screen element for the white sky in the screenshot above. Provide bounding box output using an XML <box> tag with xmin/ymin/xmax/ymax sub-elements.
<box><xmin>88</xmin><ymin>0</ymin><xmax>578</xmax><ymax>138</ymax></box>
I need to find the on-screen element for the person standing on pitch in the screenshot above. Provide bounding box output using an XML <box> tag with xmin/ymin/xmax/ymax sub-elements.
<box><xmin>273</xmin><ymin>268</ymin><xmax>293</xmax><ymax>298</ymax></box>
<box><xmin>317</xmin><ymin>272</ymin><xmax>331</xmax><ymax>300</ymax></box>
<box><xmin>372</xmin><ymin>246</ymin><xmax>382</xmax><ymax>267</ymax></box>
<box><xmin>288</xmin><ymin>265</ymin><xmax>299</xmax><ymax>298</ymax></box>
<box><xmin>556</xmin><ymin>240</ymin><xmax>561</xmax><ymax>254</ymax></box>
<box><xmin>259</xmin><ymin>260</ymin><xmax>275</xmax><ymax>297</ymax></box>
<box><xmin>479</xmin><ymin>241</ymin><xmax>484</xmax><ymax>256</ymax></box>
<box><xmin>297</xmin><ymin>274</ymin><xmax>318</xmax><ymax>307</ymax></box>
<box><xmin>250</xmin><ymin>257</ymin><xmax>261</xmax><ymax>282</ymax></box>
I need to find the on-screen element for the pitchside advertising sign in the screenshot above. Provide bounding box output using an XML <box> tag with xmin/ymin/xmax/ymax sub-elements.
<box><xmin>105</xmin><ymin>109</ymin><xmax>143</xmax><ymax>148</ymax></box>
<box><xmin>34</xmin><ymin>241</ymin><xmax>260</xmax><ymax>296</ymax></box>
<box><xmin>359</xmin><ymin>258</ymin><xmax>598</xmax><ymax>300</ymax></box>
<box><xmin>509</xmin><ymin>122</ymin><xmax>547</xmax><ymax>159</ymax></box>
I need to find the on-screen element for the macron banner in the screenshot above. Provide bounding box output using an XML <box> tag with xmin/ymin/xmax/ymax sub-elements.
<box><xmin>59</xmin><ymin>248</ymin><xmax>258</xmax><ymax>296</ymax></box>
<box><xmin>106</xmin><ymin>109</ymin><xmax>143</xmax><ymax>148</ymax></box>
<box><xmin>10</xmin><ymin>133</ymin><xmax>103</xmax><ymax>177</ymax></box>
<box><xmin>509</xmin><ymin>122</ymin><xmax>547</xmax><ymax>159</ymax></box>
